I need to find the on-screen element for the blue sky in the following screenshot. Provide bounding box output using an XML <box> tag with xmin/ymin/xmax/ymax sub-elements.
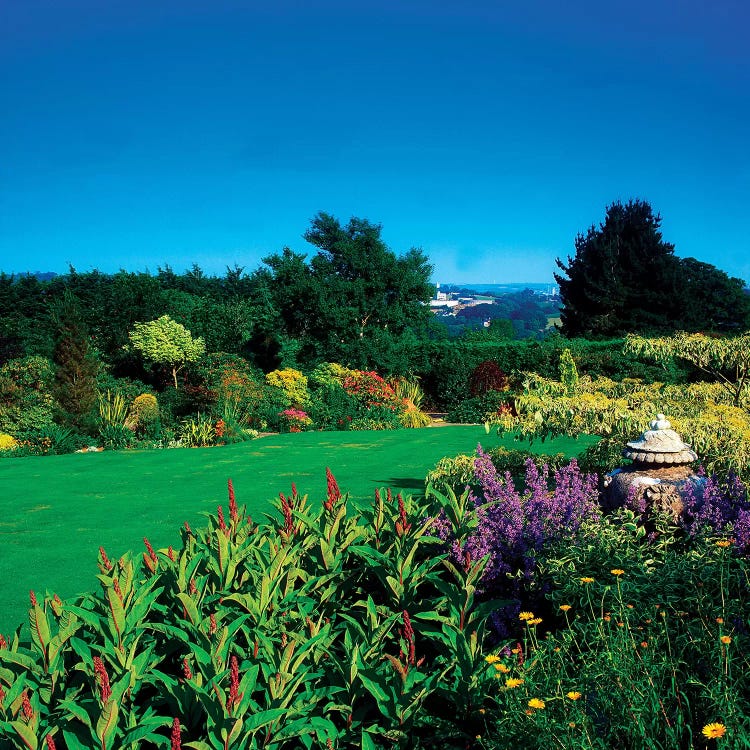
<box><xmin>1</xmin><ymin>0</ymin><xmax>748</xmax><ymax>284</ymax></box>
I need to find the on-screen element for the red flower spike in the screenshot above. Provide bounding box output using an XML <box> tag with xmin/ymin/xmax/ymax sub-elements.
<box><xmin>29</xmin><ymin>590</ymin><xmax>38</xmax><ymax>607</ymax></box>
<box><xmin>98</xmin><ymin>546</ymin><xmax>113</xmax><ymax>571</ymax></box>
<box><xmin>228</xmin><ymin>655</ymin><xmax>242</xmax><ymax>710</ymax></box>
<box><xmin>279</xmin><ymin>494</ymin><xmax>294</xmax><ymax>536</ymax></box>
<box><xmin>143</xmin><ymin>537</ymin><xmax>158</xmax><ymax>563</ymax></box>
<box><xmin>184</xmin><ymin>521</ymin><xmax>192</xmax><ymax>535</ymax></box>
<box><xmin>228</xmin><ymin>478</ymin><xmax>238</xmax><ymax>523</ymax></box>
<box><xmin>113</xmin><ymin>578</ymin><xmax>124</xmax><ymax>604</ymax></box>
<box><xmin>291</xmin><ymin>482</ymin><xmax>298</xmax><ymax>499</ymax></box>
<box><xmin>93</xmin><ymin>656</ymin><xmax>112</xmax><ymax>703</ymax></box>
<box><xmin>167</xmin><ymin>546</ymin><xmax>176</xmax><ymax>562</ymax></box>
<box><xmin>182</xmin><ymin>658</ymin><xmax>192</xmax><ymax>680</ymax></box>
<box><xmin>171</xmin><ymin>717</ymin><xmax>182</xmax><ymax>750</ymax></box>
<box><xmin>0</xmin><ymin>685</ymin><xmax>5</xmax><ymax>709</ymax></box>
<box><xmin>45</xmin><ymin>735</ymin><xmax>56</xmax><ymax>750</ymax></box>
<box><xmin>325</xmin><ymin>467</ymin><xmax>341</xmax><ymax>512</ymax></box>
<box><xmin>402</xmin><ymin>610</ymin><xmax>416</xmax><ymax>666</ymax></box>
<box><xmin>217</xmin><ymin>505</ymin><xmax>227</xmax><ymax>532</ymax></box>
<box><xmin>189</xmin><ymin>578</ymin><xmax>198</xmax><ymax>596</ymax></box>
<box><xmin>209</xmin><ymin>613</ymin><xmax>217</xmax><ymax>635</ymax></box>
<box><xmin>22</xmin><ymin>691</ymin><xmax>33</xmax><ymax>719</ymax></box>
<box><xmin>0</xmin><ymin>633</ymin><xmax>7</xmax><ymax>649</ymax></box>
<box><xmin>397</xmin><ymin>494</ymin><xmax>412</xmax><ymax>536</ymax></box>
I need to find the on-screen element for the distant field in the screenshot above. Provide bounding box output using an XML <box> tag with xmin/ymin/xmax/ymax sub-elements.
<box><xmin>0</xmin><ymin>427</ymin><xmax>596</xmax><ymax>634</ymax></box>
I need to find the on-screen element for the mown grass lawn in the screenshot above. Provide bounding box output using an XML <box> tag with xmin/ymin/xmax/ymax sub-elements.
<box><xmin>0</xmin><ymin>427</ymin><xmax>595</xmax><ymax>634</ymax></box>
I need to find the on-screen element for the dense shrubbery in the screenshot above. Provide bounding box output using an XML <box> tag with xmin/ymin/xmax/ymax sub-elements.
<box><xmin>0</xmin><ymin>476</ymin><xmax>505</xmax><ymax>748</ymax></box>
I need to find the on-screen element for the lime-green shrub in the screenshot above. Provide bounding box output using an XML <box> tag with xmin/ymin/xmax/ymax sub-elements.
<box><xmin>394</xmin><ymin>378</ymin><xmax>432</xmax><ymax>428</ymax></box>
<box><xmin>125</xmin><ymin>392</ymin><xmax>160</xmax><ymax>438</ymax></box>
<box><xmin>501</xmin><ymin>367</ymin><xmax>750</xmax><ymax>478</ymax></box>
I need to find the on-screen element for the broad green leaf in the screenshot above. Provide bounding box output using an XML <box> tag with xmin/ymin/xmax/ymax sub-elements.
<box><xmin>96</xmin><ymin>699</ymin><xmax>119</xmax><ymax>750</ymax></box>
<box><xmin>11</xmin><ymin>720</ymin><xmax>38</xmax><ymax>750</ymax></box>
<box><xmin>177</xmin><ymin>592</ymin><xmax>201</xmax><ymax>626</ymax></box>
<box><xmin>28</xmin><ymin>604</ymin><xmax>50</xmax><ymax>659</ymax></box>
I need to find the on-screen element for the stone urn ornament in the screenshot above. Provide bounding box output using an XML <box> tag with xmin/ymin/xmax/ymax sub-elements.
<box><xmin>604</xmin><ymin>414</ymin><xmax>701</xmax><ymax>518</ymax></box>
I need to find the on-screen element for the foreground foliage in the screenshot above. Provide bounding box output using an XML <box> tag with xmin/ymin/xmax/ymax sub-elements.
<box><xmin>0</xmin><ymin>476</ymin><xmax>501</xmax><ymax>749</ymax></box>
<box><xmin>2</xmin><ymin>459</ymin><xmax>749</xmax><ymax>748</ymax></box>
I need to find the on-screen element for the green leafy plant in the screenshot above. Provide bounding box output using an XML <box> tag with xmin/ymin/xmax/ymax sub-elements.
<box><xmin>180</xmin><ymin>413</ymin><xmax>217</xmax><ymax>447</ymax></box>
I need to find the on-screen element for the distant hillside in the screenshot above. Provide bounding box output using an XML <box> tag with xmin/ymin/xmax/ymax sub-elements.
<box><xmin>1</xmin><ymin>271</ymin><xmax>59</xmax><ymax>282</ymax></box>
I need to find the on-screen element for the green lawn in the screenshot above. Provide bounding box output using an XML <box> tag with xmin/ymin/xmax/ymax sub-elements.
<box><xmin>0</xmin><ymin>427</ymin><xmax>595</xmax><ymax>634</ymax></box>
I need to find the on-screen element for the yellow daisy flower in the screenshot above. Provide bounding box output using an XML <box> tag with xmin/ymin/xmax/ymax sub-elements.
<box><xmin>494</xmin><ymin>663</ymin><xmax>510</xmax><ymax>673</ymax></box>
<box><xmin>484</xmin><ymin>654</ymin><xmax>500</xmax><ymax>664</ymax></box>
<box><xmin>528</xmin><ymin>617</ymin><xmax>543</xmax><ymax>625</ymax></box>
<box><xmin>580</xmin><ymin>577</ymin><xmax>594</xmax><ymax>584</ymax></box>
<box><xmin>611</xmin><ymin>569</ymin><xmax>625</xmax><ymax>576</ymax></box>
<box><xmin>527</xmin><ymin>698</ymin><xmax>545</xmax><ymax>710</ymax></box>
<box><xmin>716</xmin><ymin>540</ymin><xmax>732</xmax><ymax>548</ymax></box>
<box><xmin>566</xmin><ymin>691</ymin><xmax>582</xmax><ymax>700</ymax></box>
<box><xmin>721</xmin><ymin>635</ymin><xmax>732</xmax><ymax>644</ymax></box>
<box><xmin>518</xmin><ymin>611</ymin><xmax>535</xmax><ymax>621</ymax></box>
<box><xmin>505</xmin><ymin>678</ymin><xmax>524</xmax><ymax>688</ymax></box>
<box><xmin>559</xmin><ymin>604</ymin><xmax>572</xmax><ymax>612</ymax></box>
<box><xmin>702</xmin><ymin>723</ymin><xmax>727</xmax><ymax>739</ymax></box>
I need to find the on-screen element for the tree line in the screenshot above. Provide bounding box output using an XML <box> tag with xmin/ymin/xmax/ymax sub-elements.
<box><xmin>1</xmin><ymin>201</ymin><xmax>748</xmax><ymax>389</ymax></box>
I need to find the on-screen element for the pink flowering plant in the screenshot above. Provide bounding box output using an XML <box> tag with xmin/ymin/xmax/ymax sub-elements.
<box><xmin>279</xmin><ymin>407</ymin><xmax>312</xmax><ymax>432</ymax></box>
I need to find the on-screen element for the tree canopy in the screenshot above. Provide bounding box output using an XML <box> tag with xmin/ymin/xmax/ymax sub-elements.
<box><xmin>127</xmin><ymin>315</ymin><xmax>206</xmax><ymax>389</ymax></box>
<box><xmin>259</xmin><ymin>212</ymin><xmax>435</xmax><ymax>369</ymax></box>
<box><xmin>555</xmin><ymin>199</ymin><xmax>749</xmax><ymax>337</ymax></box>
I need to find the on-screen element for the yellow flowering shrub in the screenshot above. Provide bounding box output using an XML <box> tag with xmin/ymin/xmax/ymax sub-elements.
<box><xmin>125</xmin><ymin>393</ymin><xmax>159</xmax><ymax>432</ymax></box>
<box><xmin>265</xmin><ymin>368</ymin><xmax>309</xmax><ymax>409</ymax></box>
<box><xmin>0</xmin><ymin>433</ymin><xmax>18</xmax><ymax>452</ymax></box>
<box><xmin>503</xmin><ymin>371</ymin><xmax>750</xmax><ymax>477</ymax></box>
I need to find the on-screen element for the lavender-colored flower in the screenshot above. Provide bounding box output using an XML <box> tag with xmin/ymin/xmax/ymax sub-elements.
<box><xmin>435</xmin><ymin>446</ymin><xmax>600</xmax><ymax>637</ymax></box>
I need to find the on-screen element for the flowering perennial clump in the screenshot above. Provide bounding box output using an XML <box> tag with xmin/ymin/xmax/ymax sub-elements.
<box><xmin>432</xmin><ymin>447</ymin><xmax>599</xmax><ymax>634</ymax></box>
<box><xmin>679</xmin><ymin>472</ymin><xmax>750</xmax><ymax>553</ymax></box>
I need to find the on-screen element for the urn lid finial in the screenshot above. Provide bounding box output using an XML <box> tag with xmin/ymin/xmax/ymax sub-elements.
<box><xmin>623</xmin><ymin>414</ymin><xmax>698</xmax><ymax>466</ymax></box>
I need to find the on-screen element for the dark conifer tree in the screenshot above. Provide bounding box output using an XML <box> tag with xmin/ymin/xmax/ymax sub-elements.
<box><xmin>555</xmin><ymin>199</ymin><xmax>749</xmax><ymax>337</ymax></box>
<box><xmin>50</xmin><ymin>291</ymin><xmax>100</xmax><ymax>429</ymax></box>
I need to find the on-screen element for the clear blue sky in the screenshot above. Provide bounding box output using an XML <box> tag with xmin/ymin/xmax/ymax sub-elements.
<box><xmin>2</xmin><ymin>0</ymin><xmax>748</xmax><ymax>284</ymax></box>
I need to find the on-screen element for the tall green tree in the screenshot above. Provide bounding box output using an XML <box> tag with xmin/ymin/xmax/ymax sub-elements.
<box><xmin>555</xmin><ymin>199</ymin><xmax>679</xmax><ymax>336</ymax></box>
<box><xmin>555</xmin><ymin>199</ymin><xmax>749</xmax><ymax>337</ymax></box>
<box><xmin>261</xmin><ymin>212</ymin><xmax>434</xmax><ymax>370</ymax></box>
